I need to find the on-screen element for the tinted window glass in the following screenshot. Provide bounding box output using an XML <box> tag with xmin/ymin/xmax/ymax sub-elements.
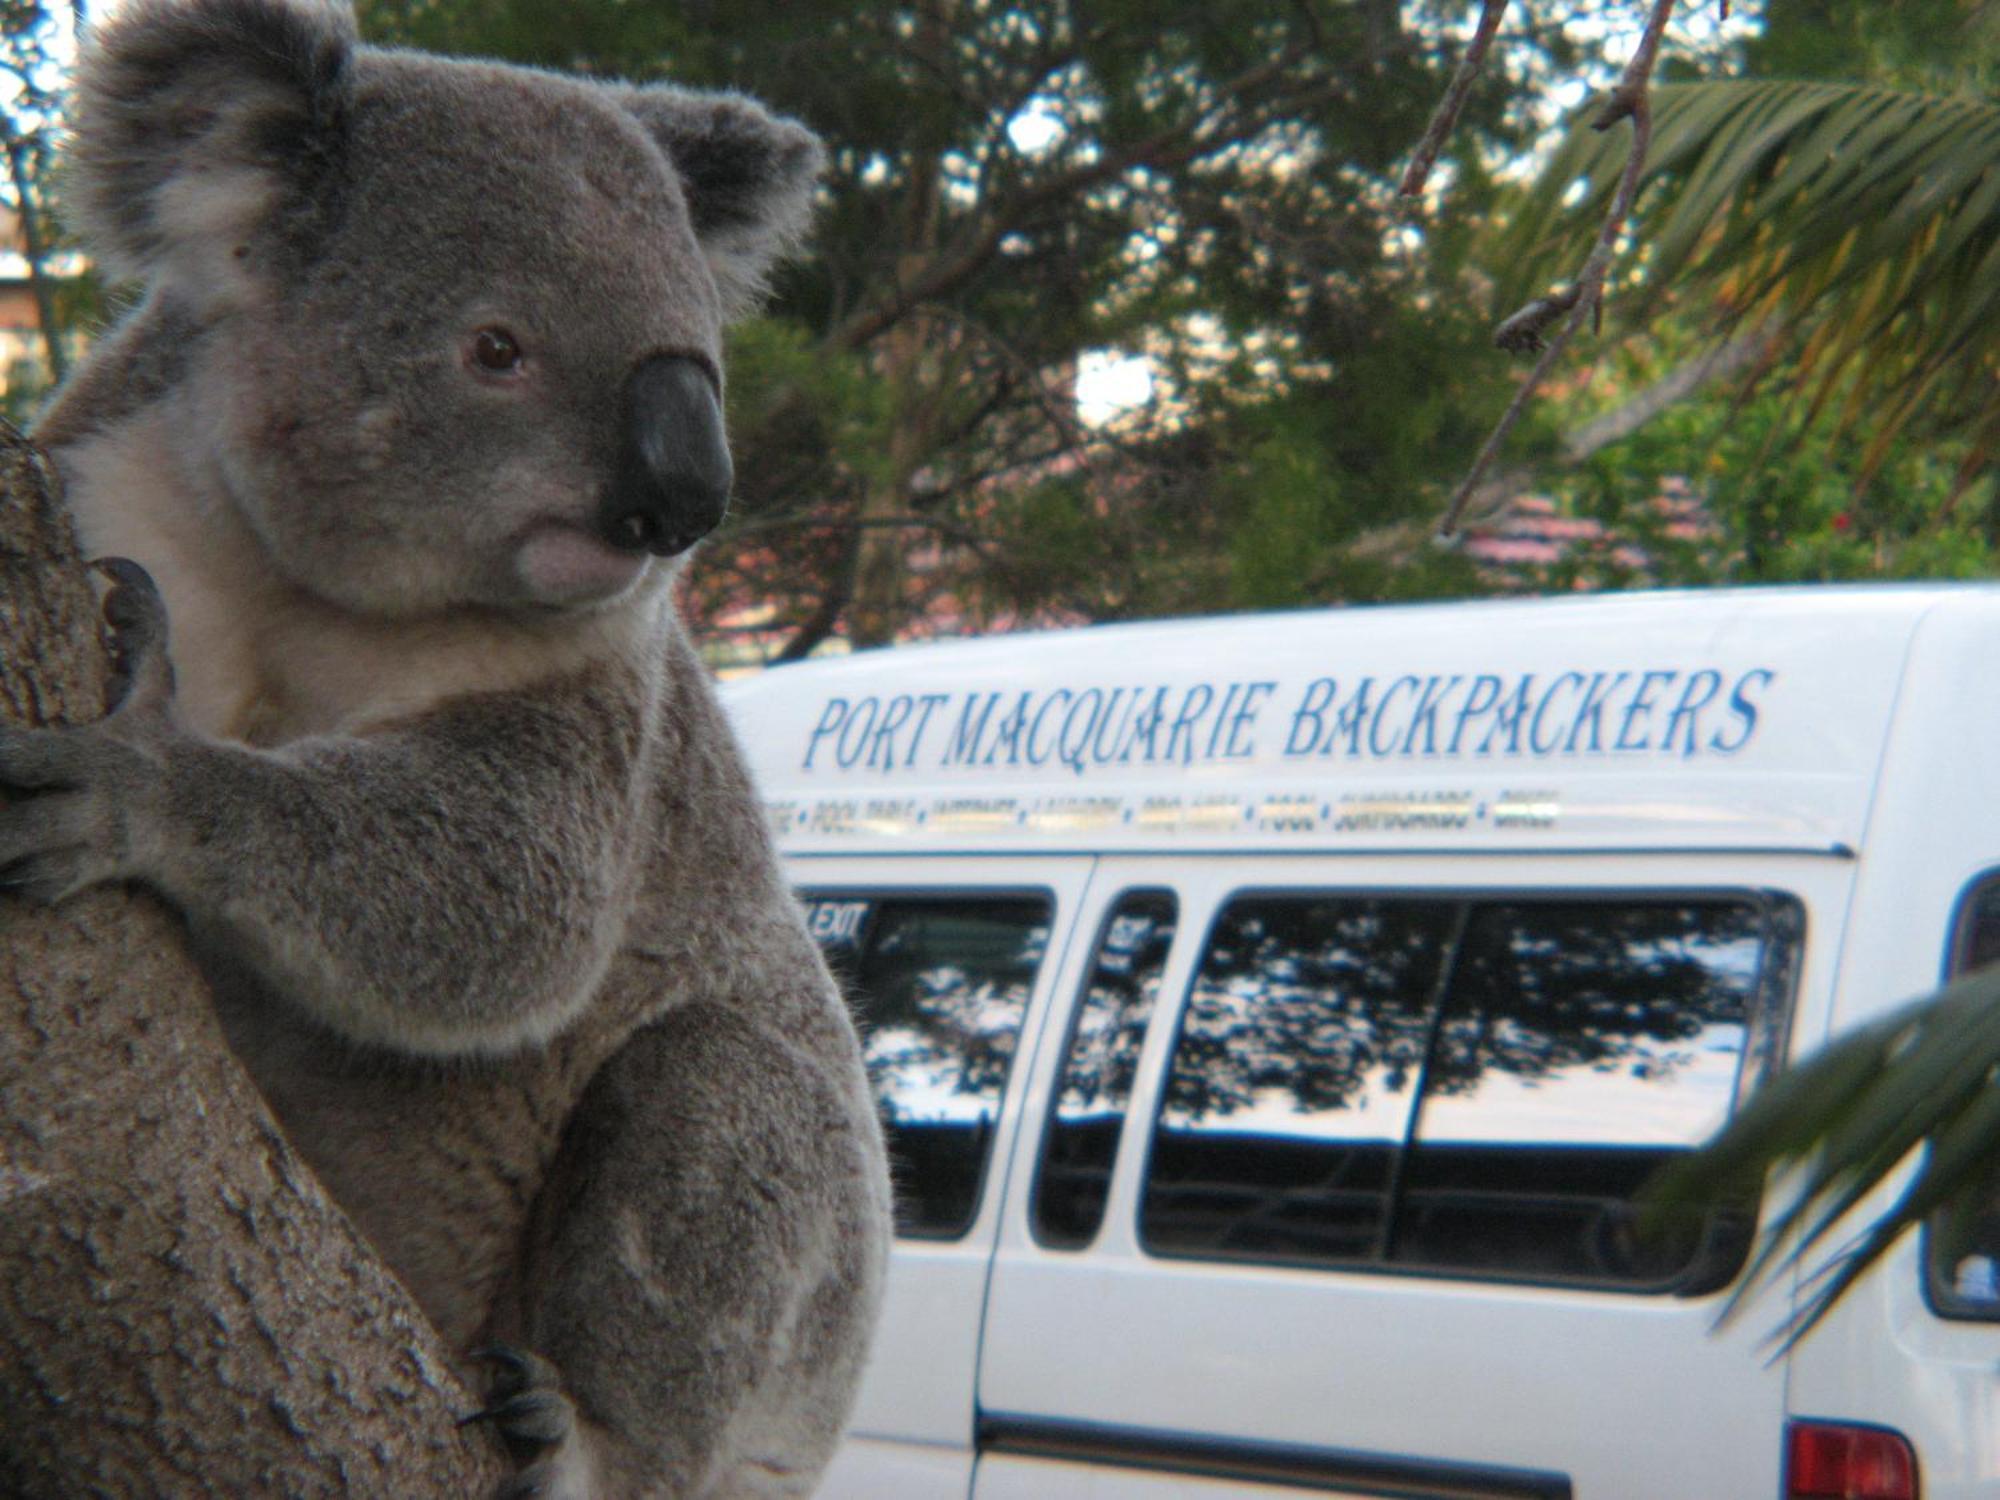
<box><xmin>1143</xmin><ymin>898</ymin><xmax>1456</xmax><ymax>1265</ymax></box>
<box><xmin>805</xmin><ymin>894</ymin><xmax>1050</xmax><ymax>1239</ymax></box>
<box><xmin>1395</xmin><ymin>901</ymin><xmax>1763</xmax><ymax>1283</ymax></box>
<box><xmin>1033</xmin><ymin>891</ymin><xmax>1177</xmax><ymax>1249</ymax></box>
<box><xmin>1141</xmin><ymin>892</ymin><xmax>1789</xmax><ymax>1290</ymax></box>
<box><xmin>1928</xmin><ymin>875</ymin><xmax>2000</xmax><ymax>1318</ymax></box>
<box><xmin>1952</xmin><ymin>879</ymin><xmax>2000</xmax><ymax>977</ymax></box>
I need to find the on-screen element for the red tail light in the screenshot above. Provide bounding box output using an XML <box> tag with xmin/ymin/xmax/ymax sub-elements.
<box><xmin>1786</xmin><ymin>1420</ymin><xmax>1919</xmax><ymax>1500</ymax></box>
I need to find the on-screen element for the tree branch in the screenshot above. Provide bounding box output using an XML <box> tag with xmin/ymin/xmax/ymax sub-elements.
<box><xmin>1561</xmin><ymin>323</ymin><xmax>1778</xmax><ymax>458</ymax></box>
<box><xmin>1435</xmin><ymin>0</ymin><xmax>1681</xmax><ymax>540</ymax></box>
<box><xmin>830</xmin><ymin>38</ymin><xmax>1321</xmax><ymax>352</ymax></box>
<box><xmin>4</xmin><ymin>129</ymin><xmax>65</xmax><ymax>386</ymax></box>
<box><xmin>1398</xmin><ymin>0</ymin><xmax>1509</xmax><ymax>198</ymax></box>
<box><xmin>774</xmin><ymin>556</ymin><xmax>853</xmax><ymax>664</ymax></box>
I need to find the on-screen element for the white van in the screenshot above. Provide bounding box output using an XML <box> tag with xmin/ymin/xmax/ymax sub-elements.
<box><xmin>719</xmin><ymin>585</ymin><xmax>2000</xmax><ymax>1500</ymax></box>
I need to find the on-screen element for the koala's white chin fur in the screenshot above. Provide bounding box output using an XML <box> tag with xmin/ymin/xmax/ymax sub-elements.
<box><xmin>516</xmin><ymin>522</ymin><xmax>652</xmax><ymax>607</ymax></box>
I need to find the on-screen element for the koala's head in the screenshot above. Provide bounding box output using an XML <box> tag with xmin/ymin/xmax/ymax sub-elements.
<box><xmin>67</xmin><ymin>0</ymin><xmax>824</xmax><ymax>616</ymax></box>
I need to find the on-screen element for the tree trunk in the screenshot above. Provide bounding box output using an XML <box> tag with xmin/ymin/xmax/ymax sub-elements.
<box><xmin>5</xmin><ymin>134</ymin><xmax>67</xmax><ymax>388</ymax></box>
<box><xmin>0</xmin><ymin>425</ymin><xmax>507</xmax><ymax>1496</ymax></box>
<box><xmin>844</xmin><ymin>0</ymin><xmax>950</xmax><ymax>652</ymax></box>
<box><xmin>846</xmin><ymin>300</ymin><xmax>935</xmax><ymax>650</ymax></box>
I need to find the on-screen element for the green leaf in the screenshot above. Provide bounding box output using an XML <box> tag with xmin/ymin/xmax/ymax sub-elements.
<box><xmin>1497</xmin><ymin>79</ymin><xmax>2000</xmax><ymax>484</ymax></box>
<box><xmin>1654</xmin><ymin>964</ymin><xmax>2000</xmax><ymax>1345</ymax></box>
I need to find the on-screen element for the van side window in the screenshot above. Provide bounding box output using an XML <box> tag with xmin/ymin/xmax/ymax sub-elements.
<box><xmin>804</xmin><ymin>894</ymin><xmax>1052</xmax><ymax>1240</ymax></box>
<box><xmin>1142</xmin><ymin>893</ymin><xmax>1791</xmax><ymax>1291</ymax></box>
<box><xmin>1926</xmin><ymin>874</ymin><xmax>2000</xmax><ymax>1318</ymax></box>
<box><xmin>1949</xmin><ymin>877</ymin><xmax>2000</xmax><ymax>977</ymax></box>
<box><xmin>1144</xmin><ymin>898</ymin><xmax>1458</xmax><ymax>1264</ymax></box>
<box><xmin>1396</xmin><ymin>901</ymin><xmax>1766</xmax><ymax>1283</ymax></box>
<box><xmin>1032</xmin><ymin>891</ymin><xmax>1177</xmax><ymax>1249</ymax></box>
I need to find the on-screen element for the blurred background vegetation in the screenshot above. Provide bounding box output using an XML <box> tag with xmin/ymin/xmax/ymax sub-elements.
<box><xmin>0</xmin><ymin>0</ymin><xmax>1993</xmax><ymax>666</ymax></box>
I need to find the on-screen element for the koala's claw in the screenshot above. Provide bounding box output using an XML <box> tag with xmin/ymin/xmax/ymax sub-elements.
<box><xmin>0</xmin><ymin>766</ymin><xmax>101</xmax><ymax>905</ymax></box>
<box><xmin>465</xmin><ymin>1345</ymin><xmax>577</xmax><ymax>1462</ymax></box>
<box><xmin>0</xmin><ymin>844</ymin><xmax>83</xmax><ymax>906</ymax></box>
<box><xmin>90</xmin><ymin>556</ymin><xmax>174</xmax><ymax>715</ymax></box>
<box><xmin>475</xmin><ymin>1389</ymin><xmax>574</xmax><ymax>1449</ymax></box>
<box><xmin>0</xmin><ymin>859</ymin><xmax>42</xmax><ymax>892</ymax></box>
<box><xmin>0</xmin><ymin>715</ymin><xmax>157</xmax><ymax>903</ymax></box>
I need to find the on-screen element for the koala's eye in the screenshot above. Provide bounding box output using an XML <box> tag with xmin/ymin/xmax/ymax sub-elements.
<box><xmin>472</xmin><ymin>327</ymin><xmax>525</xmax><ymax>375</ymax></box>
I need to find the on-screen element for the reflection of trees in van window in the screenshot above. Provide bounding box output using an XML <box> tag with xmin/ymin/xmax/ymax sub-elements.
<box><xmin>1144</xmin><ymin>899</ymin><xmax>1454</xmax><ymax>1265</ymax></box>
<box><xmin>1397</xmin><ymin>902</ymin><xmax>1761</xmax><ymax>1283</ymax></box>
<box><xmin>1034</xmin><ymin>892</ymin><xmax>1176</xmax><ymax>1249</ymax></box>
<box><xmin>1142</xmin><ymin>893</ymin><xmax>1787</xmax><ymax>1290</ymax></box>
<box><xmin>1160</xmin><ymin>899</ymin><xmax>1454</xmax><ymax>1127</ymax></box>
<box><xmin>1054</xmin><ymin>900</ymin><xmax>1172</xmax><ymax>1115</ymax></box>
<box><xmin>1423</xmin><ymin>903</ymin><xmax>1759</xmax><ymax>1112</ymax></box>
<box><xmin>805</xmin><ymin>896</ymin><xmax>1050</xmax><ymax>1239</ymax></box>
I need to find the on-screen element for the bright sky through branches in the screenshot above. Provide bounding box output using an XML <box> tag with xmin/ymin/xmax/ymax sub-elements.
<box><xmin>1006</xmin><ymin>104</ymin><xmax>1063</xmax><ymax>154</ymax></box>
<box><xmin>1076</xmin><ymin>350</ymin><xmax>1154</xmax><ymax>426</ymax></box>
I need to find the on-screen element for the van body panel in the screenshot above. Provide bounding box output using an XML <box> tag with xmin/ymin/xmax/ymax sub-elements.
<box><xmin>1785</xmin><ymin>1239</ymin><xmax>2000</xmax><ymax>1498</ymax></box>
<box><xmin>717</xmin><ymin>588</ymin><xmax>2000</xmax><ymax>1498</ymax></box>
<box><xmin>1780</xmin><ymin>597</ymin><xmax>2000</xmax><ymax>1497</ymax></box>
<box><xmin>977</xmin><ymin>1254</ymin><xmax>1774</xmax><ymax>1497</ymax></box>
<box><xmin>791</xmin><ymin>854</ymin><xmax>1095</xmax><ymax>1489</ymax></box>
<box><xmin>1815</xmin><ymin>595</ymin><xmax>2000</xmax><ymax>1033</ymax></box>
<box><xmin>818</xmin><ymin>1436</ymin><xmax>974</xmax><ymax>1500</ymax></box>
<box><xmin>973</xmin><ymin>1439</ymin><xmax>1568</xmax><ymax>1499</ymax></box>
<box><xmin>975</xmin><ymin>1455</ymin><xmax>1351</xmax><ymax>1499</ymax></box>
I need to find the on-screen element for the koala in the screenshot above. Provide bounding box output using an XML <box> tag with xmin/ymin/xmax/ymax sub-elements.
<box><xmin>4</xmin><ymin>0</ymin><xmax>891</xmax><ymax>1495</ymax></box>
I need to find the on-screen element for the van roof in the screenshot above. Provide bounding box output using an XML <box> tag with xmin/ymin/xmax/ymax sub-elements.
<box><xmin>718</xmin><ymin>584</ymin><xmax>2000</xmax><ymax>857</ymax></box>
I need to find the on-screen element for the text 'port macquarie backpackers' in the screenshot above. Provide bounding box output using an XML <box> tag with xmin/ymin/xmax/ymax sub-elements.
<box><xmin>798</xmin><ymin>667</ymin><xmax>1777</xmax><ymax>779</ymax></box>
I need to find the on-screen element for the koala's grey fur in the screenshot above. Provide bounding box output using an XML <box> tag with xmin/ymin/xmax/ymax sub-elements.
<box><xmin>7</xmin><ymin>1</ymin><xmax>890</xmax><ymax>1494</ymax></box>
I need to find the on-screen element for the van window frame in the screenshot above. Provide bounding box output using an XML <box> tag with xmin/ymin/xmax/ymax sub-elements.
<box><xmin>799</xmin><ymin>882</ymin><xmax>1059</xmax><ymax>1245</ymax></box>
<box><xmin>1028</xmin><ymin>886</ymin><xmax>1180</xmax><ymax>1253</ymax></box>
<box><xmin>1922</xmin><ymin>867</ymin><xmax>2000</xmax><ymax>1321</ymax></box>
<box><xmin>1134</xmin><ymin>882</ymin><xmax>1803</xmax><ymax>1297</ymax></box>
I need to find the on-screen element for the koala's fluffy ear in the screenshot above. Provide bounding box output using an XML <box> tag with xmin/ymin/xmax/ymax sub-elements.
<box><xmin>67</xmin><ymin>0</ymin><xmax>355</xmax><ymax>303</ymax></box>
<box><xmin>613</xmin><ymin>87</ymin><xmax>827</xmax><ymax>319</ymax></box>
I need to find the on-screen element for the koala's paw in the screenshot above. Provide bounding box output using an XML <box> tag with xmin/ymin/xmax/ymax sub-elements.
<box><xmin>466</xmin><ymin>1346</ymin><xmax>588</xmax><ymax>1498</ymax></box>
<box><xmin>0</xmin><ymin>560</ymin><xmax>179</xmax><ymax>904</ymax></box>
<box><xmin>92</xmin><ymin>556</ymin><xmax>175</xmax><ymax>716</ymax></box>
<box><xmin>0</xmin><ymin>722</ymin><xmax>160</xmax><ymax>903</ymax></box>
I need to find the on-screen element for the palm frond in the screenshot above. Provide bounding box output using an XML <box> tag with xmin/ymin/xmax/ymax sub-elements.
<box><xmin>1649</xmin><ymin>962</ymin><xmax>2000</xmax><ymax>1349</ymax></box>
<box><xmin>1501</xmin><ymin>80</ymin><xmax>2000</xmax><ymax>484</ymax></box>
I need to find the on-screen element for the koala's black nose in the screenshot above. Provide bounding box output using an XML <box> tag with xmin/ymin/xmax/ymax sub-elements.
<box><xmin>601</xmin><ymin>354</ymin><xmax>733</xmax><ymax>557</ymax></box>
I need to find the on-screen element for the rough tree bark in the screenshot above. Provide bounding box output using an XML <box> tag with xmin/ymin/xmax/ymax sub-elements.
<box><xmin>0</xmin><ymin>424</ymin><xmax>507</xmax><ymax>1495</ymax></box>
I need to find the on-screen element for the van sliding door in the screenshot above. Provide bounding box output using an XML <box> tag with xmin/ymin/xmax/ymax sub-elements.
<box><xmin>976</xmin><ymin>854</ymin><xmax>1845</xmax><ymax>1500</ymax></box>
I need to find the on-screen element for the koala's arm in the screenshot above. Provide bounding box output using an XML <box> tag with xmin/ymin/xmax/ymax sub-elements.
<box><xmin>492</xmin><ymin>999</ymin><xmax>889</xmax><ymax>1500</ymax></box>
<box><xmin>0</xmin><ymin>576</ymin><xmax>646</xmax><ymax>1057</ymax></box>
